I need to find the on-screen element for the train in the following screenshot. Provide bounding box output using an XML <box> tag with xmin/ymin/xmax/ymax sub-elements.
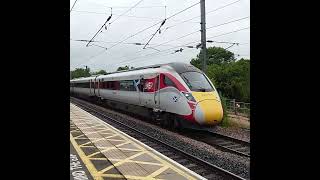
<box><xmin>70</xmin><ymin>62</ymin><xmax>223</xmax><ymax>129</ymax></box>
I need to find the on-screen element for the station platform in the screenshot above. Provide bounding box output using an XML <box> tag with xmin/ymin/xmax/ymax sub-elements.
<box><xmin>70</xmin><ymin>103</ymin><xmax>205</xmax><ymax>180</ymax></box>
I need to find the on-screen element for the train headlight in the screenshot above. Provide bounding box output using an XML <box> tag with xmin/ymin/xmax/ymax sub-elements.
<box><xmin>182</xmin><ymin>92</ymin><xmax>196</xmax><ymax>102</ymax></box>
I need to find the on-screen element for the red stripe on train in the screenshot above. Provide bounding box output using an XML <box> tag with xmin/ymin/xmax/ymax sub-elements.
<box><xmin>161</xmin><ymin>73</ymin><xmax>187</xmax><ymax>91</ymax></box>
<box><xmin>180</xmin><ymin>102</ymin><xmax>196</xmax><ymax>123</ymax></box>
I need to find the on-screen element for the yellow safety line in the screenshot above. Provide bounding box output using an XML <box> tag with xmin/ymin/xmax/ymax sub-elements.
<box><xmin>74</xmin><ymin>134</ymin><xmax>86</xmax><ymax>139</ymax></box>
<box><xmin>79</xmin><ymin>141</ymin><xmax>95</xmax><ymax>147</ymax></box>
<box><xmin>115</xmin><ymin>141</ymin><xmax>131</xmax><ymax>147</ymax></box>
<box><xmin>98</xmin><ymin>151</ymin><xmax>146</xmax><ymax>174</ymax></box>
<box><xmin>102</xmin><ymin>134</ymin><xmax>119</xmax><ymax>139</ymax></box>
<box><xmin>92</xmin><ymin>120</ymin><xmax>198</xmax><ymax>179</ymax></box>
<box><xmin>104</xmin><ymin>139</ymin><xmax>125</xmax><ymax>142</ymax></box>
<box><xmin>71</xmin><ymin>103</ymin><xmax>200</xmax><ymax>180</ymax></box>
<box><xmin>87</xmin><ymin>146</ymin><xmax>118</xmax><ymax>158</ymax></box>
<box><xmin>99</xmin><ymin>132</ymin><xmax>114</xmax><ymax>136</ymax></box>
<box><xmin>70</xmin><ymin>129</ymin><xmax>81</xmax><ymax>132</ymax></box>
<box><xmin>116</xmin><ymin>147</ymin><xmax>142</xmax><ymax>152</ymax></box>
<box><xmin>104</xmin><ymin>127</ymin><xmax>198</xmax><ymax>179</ymax></box>
<box><xmin>100</xmin><ymin>174</ymin><xmax>150</xmax><ymax>179</ymax></box>
<box><xmin>81</xmin><ymin>124</ymin><xmax>105</xmax><ymax>130</ymax></box>
<box><xmin>74</xmin><ymin>137</ymin><xmax>92</xmax><ymax>140</ymax></box>
<box><xmin>89</xmin><ymin>158</ymin><xmax>108</xmax><ymax>160</ymax></box>
<box><xmin>83</xmin><ymin>129</ymin><xmax>109</xmax><ymax>135</ymax></box>
<box><xmin>79</xmin><ymin>138</ymin><xmax>106</xmax><ymax>147</ymax></box>
<box><xmin>106</xmin><ymin>159</ymin><xmax>163</xmax><ymax>166</ymax></box>
<box><xmin>81</xmin><ymin>146</ymin><xmax>95</xmax><ymax>148</ymax></box>
<box><xmin>142</xmin><ymin>150</ymin><xmax>197</xmax><ymax>180</ymax></box>
<box><xmin>146</xmin><ymin>166</ymin><xmax>169</xmax><ymax>178</ymax></box>
<box><xmin>70</xmin><ymin>133</ymin><xmax>103</xmax><ymax>180</ymax></box>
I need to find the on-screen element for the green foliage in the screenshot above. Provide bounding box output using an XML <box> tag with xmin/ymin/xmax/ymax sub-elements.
<box><xmin>190</xmin><ymin>46</ymin><xmax>236</xmax><ymax>68</ymax></box>
<box><xmin>71</xmin><ymin>67</ymin><xmax>91</xmax><ymax>79</ymax></box>
<box><xmin>117</xmin><ymin>65</ymin><xmax>134</xmax><ymax>71</ymax></box>
<box><xmin>190</xmin><ymin>46</ymin><xmax>250</xmax><ymax>102</ymax></box>
<box><xmin>71</xmin><ymin>67</ymin><xmax>108</xmax><ymax>79</ymax></box>
<box><xmin>212</xmin><ymin>58</ymin><xmax>250</xmax><ymax>102</ymax></box>
<box><xmin>91</xmin><ymin>69</ymin><xmax>107</xmax><ymax>75</ymax></box>
<box><xmin>220</xmin><ymin>94</ymin><xmax>230</xmax><ymax>127</ymax></box>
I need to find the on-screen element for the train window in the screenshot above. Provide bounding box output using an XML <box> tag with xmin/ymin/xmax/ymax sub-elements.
<box><xmin>138</xmin><ymin>79</ymin><xmax>144</xmax><ymax>92</ymax></box>
<box><xmin>76</xmin><ymin>82</ymin><xmax>90</xmax><ymax>88</ymax></box>
<box><xmin>120</xmin><ymin>80</ymin><xmax>135</xmax><ymax>91</ymax></box>
<box><xmin>106</xmin><ymin>81</ymin><xmax>116</xmax><ymax>90</ymax></box>
<box><xmin>100</xmin><ymin>81</ymin><xmax>104</xmax><ymax>89</ymax></box>
<box><xmin>164</xmin><ymin>76</ymin><xmax>176</xmax><ymax>88</ymax></box>
<box><xmin>180</xmin><ymin>72</ymin><xmax>214</xmax><ymax>92</ymax></box>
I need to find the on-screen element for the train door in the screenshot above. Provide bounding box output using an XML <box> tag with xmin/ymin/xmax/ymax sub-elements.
<box><xmin>136</xmin><ymin>78</ymin><xmax>142</xmax><ymax>105</ymax></box>
<box><xmin>97</xmin><ymin>79</ymin><xmax>101</xmax><ymax>97</ymax></box>
<box><xmin>93</xmin><ymin>77</ymin><xmax>97</xmax><ymax>96</ymax></box>
<box><xmin>89</xmin><ymin>80</ymin><xmax>92</xmax><ymax>95</ymax></box>
<box><xmin>154</xmin><ymin>74</ymin><xmax>160</xmax><ymax>108</ymax></box>
<box><xmin>139</xmin><ymin>76</ymin><xmax>156</xmax><ymax>107</ymax></box>
<box><xmin>138</xmin><ymin>77</ymin><xmax>146</xmax><ymax>106</ymax></box>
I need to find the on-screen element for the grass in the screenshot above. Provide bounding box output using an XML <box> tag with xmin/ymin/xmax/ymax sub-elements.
<box><xmin>219</xmin><ymin>95</ymin><xmax>250</xmax><ymax>129</ymax></box>
<box><xmin>227</xmin><ymin>117</ymin><xmax>250</xmax><ymax>129</ymax></box>
<box><xmin>220</xmin><ymin>95</ymin><xmax>230</xmax><ymax>127</ymax></box>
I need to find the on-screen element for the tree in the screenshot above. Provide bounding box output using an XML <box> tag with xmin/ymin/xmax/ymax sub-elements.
<box><xmin>91</xmin><ymin>70</ymin><xmax>107</xmax><ymax>75</ymax></box>
<box><xmin>71</xmin><ymin>67</ymin><xmax>91</xmax><ymax>79</ymax></box>
<box><xmin>190</xmin><ymin>46</ymin><xmax>250</xmax><ymax>102</ymax></box>
<box><xmin>117</xmin><ymin>65</ymin><xmax>129</xmax><ymax>71</ymax></box>
<box><xmin>190</xmin><ymin>46</ymin><xmax>236</xmax><ymax>69</ymax></box>
<box><xmin>211</xmin><ymin>59</ymin><xmax>250</xmax><ymax>102</ymax></box>
<box><xmin>117</xmin><ymin>65</ymin><xmax>134</xmax><ymax>71</ymax></box>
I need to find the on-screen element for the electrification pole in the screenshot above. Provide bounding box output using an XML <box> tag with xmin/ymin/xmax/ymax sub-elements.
<box><xmin>200</xmin><ymin>0</ymin><xmax>207</xmax><ymax>73</ymax></box>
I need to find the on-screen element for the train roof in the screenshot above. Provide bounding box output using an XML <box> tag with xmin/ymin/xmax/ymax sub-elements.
<box><xmin>70</xmin><ymin>76</ymin><xmax>95</xmax><ymax>82</ymax></box>
<box><xmin>106</xmin><ymin>62</ymin><xmax>202</xmax><ymax>75</ymax></box>
<box><xmin>70</xmin><ymin>62</ymin><xmax>203</xmax><ymax>82</ymax></box>
<box><xmin>167</xmin><ymin>62</ymin><xmax>202</xmax><ymax>74</ymax></box>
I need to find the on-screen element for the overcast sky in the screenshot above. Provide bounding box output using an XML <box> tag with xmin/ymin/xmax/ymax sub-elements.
<box><xmin>70</xmin><ymin>0</ymin><xmax>250</xmax><ymax>72</ymax></box>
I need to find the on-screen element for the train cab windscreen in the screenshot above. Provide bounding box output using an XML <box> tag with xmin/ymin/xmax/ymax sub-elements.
<box><xmin>180</xmin><ymin>72</ymin><xmax>214</xmax><ymax>92</ymax></box>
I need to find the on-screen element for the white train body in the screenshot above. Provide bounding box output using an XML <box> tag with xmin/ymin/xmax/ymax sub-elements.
<box><xmin>70</xmin><ymin>63</ymin><xmax>223</xmax><ymax>126</ymax></box>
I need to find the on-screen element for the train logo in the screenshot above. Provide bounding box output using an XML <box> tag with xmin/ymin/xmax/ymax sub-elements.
<box><xmin>172</xmin><ymin>96</ymin><xmax>178</xmax><ymax>102</ymax></box>
<box><xmin>145</xmin><ymin>82</ymin><xmax>153</xmax><ymax>90</ymax></box>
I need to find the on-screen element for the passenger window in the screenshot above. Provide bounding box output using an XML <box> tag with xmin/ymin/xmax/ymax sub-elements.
<box><xmin>120</xmin><ymin>80</ymin><xmax>135</xmax><ymax>91</ymax></box>
<box><xmin>164</xmin><ymin>76</ymin><xmax>176</xmax><ymax>87</ymax></box>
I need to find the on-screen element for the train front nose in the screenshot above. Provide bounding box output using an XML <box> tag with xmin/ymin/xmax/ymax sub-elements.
<box><xmin>194</xmin><ymin>99</ymin><xmax>223</xmax><ymax>125</ymax></box>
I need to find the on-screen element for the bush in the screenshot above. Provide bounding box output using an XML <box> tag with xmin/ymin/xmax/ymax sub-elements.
<box><xmin>220</xmin><ymin>94</ymin><xmax>230</xmax><ymax>127</ymax></box>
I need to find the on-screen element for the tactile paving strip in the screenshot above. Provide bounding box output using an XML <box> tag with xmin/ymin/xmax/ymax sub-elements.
<box><xmin>70</xmin><ymin>103</ymin><xmax>204</xmax><ymax>180</ymax></box>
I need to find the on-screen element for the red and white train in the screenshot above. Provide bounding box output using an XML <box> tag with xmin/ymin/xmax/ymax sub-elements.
<box><xmin>70</xmin><ymin>62</ymin><xmax>223</xmax><ymax>129</ymax></box>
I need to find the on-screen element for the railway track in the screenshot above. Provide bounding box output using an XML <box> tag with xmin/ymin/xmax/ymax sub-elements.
<box><xmin>73</xmin><ymin>96</ymin><xmax>250</xmax><ymax>158</ymax></box>
<box><xmin>182</xmin><ymin>130</ymin><xmax>250</xmax><ymax>157</ymax></box>
<box><xmin>71</xmin><ymin>97</ymin><xmax>246</xmax><ymax>180</ymax></box>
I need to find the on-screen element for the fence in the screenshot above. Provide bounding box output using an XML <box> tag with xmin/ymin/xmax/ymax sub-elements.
<box><xmin>225</xmin><ymin>99</ymin><xmax>250</xmax><ymax>120</ymax></box>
